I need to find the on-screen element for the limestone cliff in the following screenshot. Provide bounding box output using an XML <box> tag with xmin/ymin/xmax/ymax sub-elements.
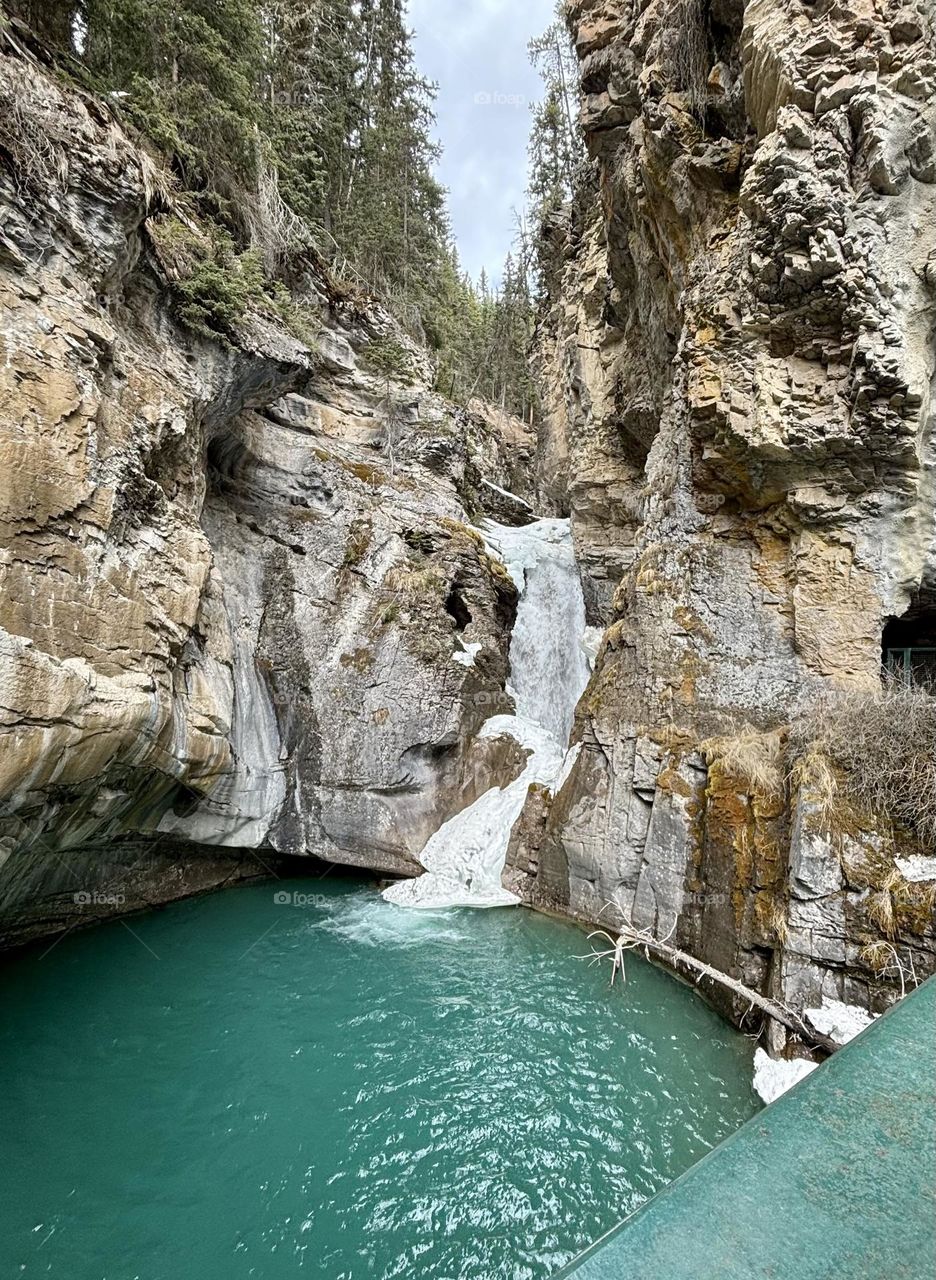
<box><xmin>0</xmin><ymin>35</ymin><xmax>533</xmax><ymax>948</ymax></box>
<box><xmin>3</xmin><ymin>1</ymin><xmax>935</xmax><ymax>1065</ymax></box>
<box><xmin>515</xmin><ymin>0</ymin><xmax>936</xmax><ymax>1045</ymax></box>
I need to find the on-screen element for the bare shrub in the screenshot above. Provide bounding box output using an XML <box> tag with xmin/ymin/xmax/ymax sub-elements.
<box><xmin>663</xmin><ymin>0</ymin><xmax>710</xmax><ymax>124</ymax></box>
<box><xmin>859</xmin><ymin>940</ymin><xmax>924</xmax><ymax>997</ymax></box>
<box><xmin>0</xmin><ymin>85</ymin><xmax>69</xmax><ymax>195</ymax></box>
<box><xmin>789</xmin><ymin>681</ymin><xmax>936</xmax><ymax>848</ymax></box>
<box><xmin>244</xmin><ymin>155</ymin><xmax>313</xmax><ymax>273</ymax></box>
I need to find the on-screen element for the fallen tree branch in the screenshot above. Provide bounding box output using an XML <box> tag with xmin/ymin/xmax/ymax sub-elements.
<box><xmin>584</xmin><ymin>906</ymin><xmax>840</xmax><ymax>1055</ymax></box>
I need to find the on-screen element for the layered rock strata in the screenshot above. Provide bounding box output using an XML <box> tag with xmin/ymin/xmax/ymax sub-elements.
<box><xmin>516</xmin><ymin>0</ymin><xmax>936</xmax><ymax>1043</ymax></box>
<box><xmin>0</xmin><ymin>36</ymin><xmax>533</xmax><ymax>948</ymax></box>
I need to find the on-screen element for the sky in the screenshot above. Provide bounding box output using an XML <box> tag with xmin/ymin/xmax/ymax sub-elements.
<box><xmin>408</xmin><ymin>0</ymin><xmax>557</xmax><ymax>286</ymax></box>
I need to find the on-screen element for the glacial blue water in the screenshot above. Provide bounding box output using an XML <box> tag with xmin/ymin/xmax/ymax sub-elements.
<box><xmin>0</xmin><ymin>879</ymin><xmax>758</xmax><ymax>1278</ymax></box>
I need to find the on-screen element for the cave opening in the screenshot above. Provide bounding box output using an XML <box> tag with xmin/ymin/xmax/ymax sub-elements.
<box><xmin>445</xmin><ymin>583</ymin><xmax>472</xmax><ymax>632</ymax></box>
<box><xmin>882</xmin><ymin>599</ymin><xmax>936</xmax><ymax>690</ymax></box>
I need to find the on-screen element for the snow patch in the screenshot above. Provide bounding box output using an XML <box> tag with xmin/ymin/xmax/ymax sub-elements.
<box><xmin>452</xmin><ymin>642</ymin><xmax>482</xmax><ymax>669</ymax></box>
<box><xmin>804</xmin><ymin>998</ymin><xmax>875</xmax><ymax>1046</ymax></box>
<box><xmin>581</xmin><ymin>626</ymin><xmax>604</xmax><ymax>670</ymax></box>
<box><xmin>479</xmin><ymin>478</ymin><xmax>533</xmax><ymax>510</ymax></box>
<box><xmin>753</xmin><ymin>1049</ymin><xmax>818</xmax><ymax>1104</ymax></box>
<box><xmin>554</xmin><ymin>743</ymin><xmax>582</xmax><ymax>795</ymax></box>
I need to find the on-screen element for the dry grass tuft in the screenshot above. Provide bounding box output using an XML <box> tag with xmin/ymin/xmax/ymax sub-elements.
<box><xmin>867</xmin><ymin>868</ymin><xmax>904</xmax><ymax>938</ymax></box>
<box><xmin>764</xmin><ymin>897</ymin><xmax>789</xmax><ymax>944</ymax></box>
<box><xmin>860</xmin><ymin>939</ymin><xmax>894</xmax><ymax>973</ymax></box>
<box><xmin>788</xmin><ymin>746</ymin><xmax>839</xmax><ymax>829</ymax></box>
<box><xmin>789</xmin><ymin>681</ymin><xmax>936</xmax><ymax>847</ymax></box>
<box><xmin>384</xmin><ymin>562</ymin><xmax>444</xmax><ymax>597</ymax></box>
<box><xmin>135</xmin><ymin>141</ymin><xmax>175</xmax><ymax>213</ymax></box>
<box><xmin>703</xmin><ymin>726</ymin><xmax>785</xmax><ymax>799</ymax></box>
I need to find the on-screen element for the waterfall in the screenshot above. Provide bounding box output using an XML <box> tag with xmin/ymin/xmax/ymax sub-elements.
<box><xmin>383</xmin><ymin>517</ymin><xmax>590</xmax><ymax>910</ymax></box>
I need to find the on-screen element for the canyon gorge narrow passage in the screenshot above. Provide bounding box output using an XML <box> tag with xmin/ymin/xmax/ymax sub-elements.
<box><xmin>1</xmin><ymin>0</ymin><xmax>935</xmax><ymax>1274</ymax></box>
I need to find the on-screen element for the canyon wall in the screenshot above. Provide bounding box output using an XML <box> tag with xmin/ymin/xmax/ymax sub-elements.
<box><xmin>3</xmin><ymin>2</ymin><xmax>935</xmax><ymax>1055</ymax></box>
<box><xmin>0</xmin><ymin>35</ymin><xmax>533</xmax><ymax>948</ymax></box>
<box><xmin>514</xmin><ymin>0</ymin><xmax>936</xmax><ymax>1041</ymax></box>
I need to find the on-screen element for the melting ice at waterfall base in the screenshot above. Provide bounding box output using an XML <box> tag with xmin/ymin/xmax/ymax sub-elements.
<box><xmin>384</xmin><ymin>517</ymin><xmax>590</xmax><ymax>910</ymax></box>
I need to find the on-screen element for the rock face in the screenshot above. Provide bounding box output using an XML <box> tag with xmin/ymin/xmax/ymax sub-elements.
<box><xmin>516</xmin><ymin>0</ymin><xmax>936</xmax><ymax>1039</ymax></box>
<box><xmin>0</xmin><ymin>39</ymin><xmax>533</xmax><ymax>948</ymax></box>
<box><xmin>2</xmin><ymin>4</ymin><xmax>934</xmax><ymax>1054</ymax></box>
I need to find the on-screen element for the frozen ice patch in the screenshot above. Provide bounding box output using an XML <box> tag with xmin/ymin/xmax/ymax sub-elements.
<box><xmin>581</xmin><ymin>626</ymin><xmax>604</xmax><ymax>670</ymax></box>
<box><xmin>384</xmin><ymin>518</ymin><xmax>590</xmax><ymax>912</ymax></box>
<box><xmin>804</xmin><ymin>998</ymin><xmax>875</xmax><ymax>1046</ymax></box>
<box><xmin>753</xmin><ymin>1049</ymin><xmax>818</xmax><ymax>1104</ymax></box>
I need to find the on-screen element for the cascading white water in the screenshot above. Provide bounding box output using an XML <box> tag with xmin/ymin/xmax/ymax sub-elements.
<box><xmin>383</xmin><ymin>517</ymin><xmax>590</xmax><ymax>910</ymax></box>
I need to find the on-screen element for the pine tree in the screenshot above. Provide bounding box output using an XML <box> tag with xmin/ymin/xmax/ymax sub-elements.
<box><xmin>261</xmin><ymin>0</ymin><xmax>359</xmax><ymax>231</ymax></box>
<box><xmin>527</xmin><ymin>4</ymin><xmax>581</xmax><ymax>294</ymax></box>
<box><xmin>336</xmin><ymin>0</ymin><xmax>446</xmax><ymax>334</ymax></box>
<box><xmin>83</xmin><ymin>0</ymin><xmax>264</xmax><ymax>208</ymax></box>
<box><xmin>527</xmin><ymin>10</ymin><xmax>578</xmax><ymax>187</ymax></box>
<box><xmin>8</xmin><ymin>0</ymin><xmax>541</xmax><ymax>413</ymax></box>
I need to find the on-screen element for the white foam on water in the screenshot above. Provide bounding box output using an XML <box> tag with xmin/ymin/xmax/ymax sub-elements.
<box><xmin>384</xmin><ymin>518</ymin><xmax>590</xmax><ymax>911</ymax></box>
<box><xmin>309</xmin><ymin>892</ymin><xmax>470</xmax><ymax>948</ymax></box>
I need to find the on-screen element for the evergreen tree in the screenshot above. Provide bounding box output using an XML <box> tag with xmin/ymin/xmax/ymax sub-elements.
<box><xmin>83</xmin><ymin>0</ymin><xmax>264</xmax><ymax>209</ymax></box>
<box><xmin>4</xmin><ymin>0</ymin><xmax>542</xmax><ymax>416</ymax></box>
<box><xmin>527</xmin><ymin>4</ymin><xmax>581</xmax><ymax>293</ymax></box>
<box><xmin>527</xmin><ymin>8</ymin><xmax>578</xmax><ymax>189</ymax></box>
<box><xmin>261</xmin><ymin>0</ymin><xmax>359</xmax><ymax>231</ymax></box>
<box><xmin>336</xmin><ymin>0</ymin><xmax>447</xmax><ymax>337</ymax></box>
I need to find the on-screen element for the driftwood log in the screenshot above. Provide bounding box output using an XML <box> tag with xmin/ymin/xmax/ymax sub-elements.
<box><xmin>587</xmin><ymin>917</ymin><xmax>841</xmax><ymax>1056</ymax></box>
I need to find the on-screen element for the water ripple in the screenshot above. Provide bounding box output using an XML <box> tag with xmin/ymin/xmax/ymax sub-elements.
<box><xmin>0</xmin><ymin>880</ymin><xmax>758</xmax><ymax>1279</ymax></box>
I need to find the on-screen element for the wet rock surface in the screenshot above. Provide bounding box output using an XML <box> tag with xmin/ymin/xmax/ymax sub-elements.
<box><xmin>0</xmin><ymin>40</ymin><xmax>533</xmax><ymax>947</ymax></box>
<box><xmin>521</xmin><ymin>0</ymin><xmax>936</xmax><ymax>1039</ymax></box>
